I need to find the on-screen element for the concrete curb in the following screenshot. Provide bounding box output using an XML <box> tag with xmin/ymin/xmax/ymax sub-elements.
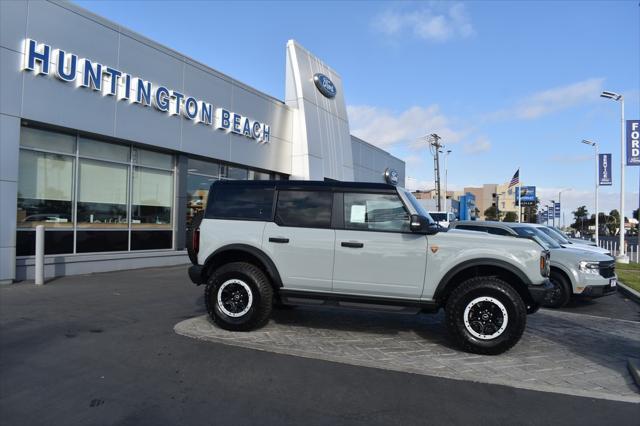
<box><xmin>628</xmin><ymin>359</ymin><xmax>640</xmax><ymax>392</ymax></box>
<box><xmin>618</xmin><ymin>282</ymin><xmax>640</xmax><ymax>305</ymax></box>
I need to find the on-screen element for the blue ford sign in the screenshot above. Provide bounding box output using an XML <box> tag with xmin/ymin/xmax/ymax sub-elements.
<box><xmin>313</xmin><ymin>73</ymin><xmax>337</xmax><ymax>99</ymax></box>
<box><xmin>598</xmin><ymin>153</ymin><xmax>612</xmax><ymax>186</ymax></box>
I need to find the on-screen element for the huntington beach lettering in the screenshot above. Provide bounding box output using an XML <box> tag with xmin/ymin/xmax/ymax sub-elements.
<box><xmin>22</xmin><ymin>39</ymin><xmax>271</xmax><ymax>143</ymax></box>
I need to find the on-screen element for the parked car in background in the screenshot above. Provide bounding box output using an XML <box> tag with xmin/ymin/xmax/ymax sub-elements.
<box><xmin>552</xmin><ymin>226</ymin><xmax>598</xmax><ymax>246</ymax></box>
<box><xmin>450</xmin><ymin>221</ymin><xmax>616</xmax><ymax>308</ymax></box>
<box><xmin>428</xmin><ymin>211</ymin><xmax>456</xmax><ymax>228</ymax></box>
<box><xmin>538</xmin><ymin>225</ymin><xmax>611</xmax><ymax>256</ymax></box>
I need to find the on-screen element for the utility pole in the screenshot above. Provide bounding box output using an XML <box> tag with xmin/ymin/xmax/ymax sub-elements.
<box><xmin>428</xmin><ymin>134</ymin><xmax>443</xmax><ymax>211</ymax></box>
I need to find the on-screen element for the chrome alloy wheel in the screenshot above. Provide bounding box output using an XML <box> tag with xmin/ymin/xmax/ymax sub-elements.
<box><xmin>463</xmin><ymin>296</ymin><xmax>509</xmax><ymax>340</ymax></box>
<box><xmin>217</xmin><ymin>279</ymin><xmax>253</xmax><ymax>318</ymax></box>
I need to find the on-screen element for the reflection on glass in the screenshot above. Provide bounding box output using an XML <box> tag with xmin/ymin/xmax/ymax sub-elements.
<box><xmin>187</xmin><ymin>174</ymin><xmax>217</xmax><ymax>225</ymax></box>
<box><xmin>209</xmin><ymin>186</ymin><xmax>274</xmax><ymax>220</ymax></box>
<box><xmin>187</xmin><ymin>158</ymin><xmax>219</xmax><ymax>177</ymax></box>
<box><xmin>132</xmin><ymin>167</ymin><xmax>173</xmax><ymax>228</ymax></box>
<box><xmin>221</xmin><ymin>165</ymin><xmax>248</xmax><ymax>180</ymax></box>
<box><xmin>275</xmin><ymin>190</ymin><xmax>332</xmax><ymax>228</ymax></box>
<box><xmin>17</xmin><ymin>150</ymin><xmax>74</xmax><ymax>228</ymax></box>
<box><xmin>249</xmin><ymin>170</ymin><xmax>272</xmax><ymax>180</ymax></box>
<box><xmin>77</xmin><ymin>159</ymin><xmax>128</xmax><ymax>228</ymax></box>
<box><xmin>79</xmin><ymin>137</ymin><xmax>130</xmax><ymax>162</ymax></box>
<box><xmin>344</xmin><ymin>193</ymin><xmax>409</xmax><ymax>232</ymax></box>
<box><xmin>20</xmin><ymin>127</ymin><xmax>76</xmax><ymax>153</ymax></box>
<box><xmin>132</xmin><ymin>147</ymin><xmax>173</xmax><ymax>169</ymax></box>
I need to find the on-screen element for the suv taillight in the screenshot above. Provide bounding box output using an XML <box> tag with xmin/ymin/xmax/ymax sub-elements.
<box><xmin>193</xmin><ymin>227</ymin><xmax>200</xmax><ymax>255</ymax></box>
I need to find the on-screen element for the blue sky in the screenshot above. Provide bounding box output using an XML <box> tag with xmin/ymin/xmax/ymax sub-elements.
<box><xmin>74</xmin><ymin>0</ymin><xmax>639</xmax><ymax>217</ymax></box>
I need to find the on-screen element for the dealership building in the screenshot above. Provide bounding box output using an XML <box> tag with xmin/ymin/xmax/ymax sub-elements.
<box><xmin>0</xmin><ymin>1</ymin><xmax>405</xmax><ymax>283</ymax></box>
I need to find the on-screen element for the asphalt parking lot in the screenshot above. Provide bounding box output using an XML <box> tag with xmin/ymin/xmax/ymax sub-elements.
<box><xmin>1</xmin><ymin>265</ymin><xmax>639</xmax><ymax>425</ymax></box>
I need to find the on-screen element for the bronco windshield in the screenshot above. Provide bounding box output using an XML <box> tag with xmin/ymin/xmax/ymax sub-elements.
<box><xmin>402</xmin><ymin>190</ymin><xmax>435</xmax><ymax>224</ymax></box>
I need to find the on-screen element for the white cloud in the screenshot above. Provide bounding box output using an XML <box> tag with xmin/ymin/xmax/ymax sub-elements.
<box><xmin>347</xmin><ymin>104</ymin><xmax>467</xmax><ymax>149</ymax></box>
<box><xmin>487</xmin><ymin>78</ymin><xmax>604</xmax><ymax>121</ymax></box>
<box><xmin>463</xmin><ymin>136</ymin><xmax>491</xmax><ymax>154</ymax></box>
<box><xmin>374</xmin><ymin>3</ymin><xmax>474</xmax><ymax>42</ymax></box>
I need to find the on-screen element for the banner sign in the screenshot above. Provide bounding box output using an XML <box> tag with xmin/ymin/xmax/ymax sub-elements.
<box><xmin>628</xmin><ymin>120</ymin><xmax>640</xmax><ymax>166</ymax></box>
<box><xmin>515</xmin><ymin>186</ymin><xmax>536</xmax><ymax>206</ymax></box>
<box><xmin>598</xmin><ymin>153</ymin><xmax>612</xmax><ymax>186</ymax></box>
<box><xmin>554</xmin><ymin>202</ymin><xmax>561</xmax><ymax>219</ymax></box>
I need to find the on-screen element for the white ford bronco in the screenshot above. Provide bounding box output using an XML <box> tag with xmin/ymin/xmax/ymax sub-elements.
<box><xmin>187</xmin><ymin>180</ymin><xmax>552</xmax><ymax>354</ymax></box>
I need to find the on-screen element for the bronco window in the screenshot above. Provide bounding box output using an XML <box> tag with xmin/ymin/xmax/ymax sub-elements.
<box><xmin>344</xmin><ymin>193</ymin><xmax>409</xmax><ymax>232</ymax></box>
<box><xmin>275</xmin><ymin>190</ymin><xmax>332</xmax><ymax>228</ymax></box>
<box><xmin>208</xmin><ymin>185</ymin><xmax>274</xmax><ymax>220</ymax></box>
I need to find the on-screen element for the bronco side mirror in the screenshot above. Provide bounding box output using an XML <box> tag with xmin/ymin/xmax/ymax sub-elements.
<box><xmin>410</xmin><ymin>214</ymin><xmax>438</xmax><ymax>234</ymax></box>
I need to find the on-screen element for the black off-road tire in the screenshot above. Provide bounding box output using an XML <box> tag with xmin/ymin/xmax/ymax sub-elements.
<box><xmin>204</xmin><ymin>262</ymin><xmax>273</xmax><ymax>331</ymax></box>
<box><xmin>445</xmin><ymin>276</ymin><xmax>527</xmax><ymax>355</ymax></box>
<box><xmin>543</xmin><ymin>270</ymin><xmax>571</xmax><ymax>309</ymax></box>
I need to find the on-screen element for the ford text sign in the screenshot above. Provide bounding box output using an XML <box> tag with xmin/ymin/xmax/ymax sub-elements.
<box><xmin>627</xmin><ymin>120</ymin><xmax>640</xmax><ymax>166</ymax></box>
<box><xmin>313</xmin><ymin>73</ymin><xmax>337</xmax><ymax>98</ymax></box>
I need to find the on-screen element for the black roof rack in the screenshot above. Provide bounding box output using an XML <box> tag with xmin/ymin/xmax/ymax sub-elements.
<box><xmin>211</xmin><ymin>180</ymin><xmax>398</xmax><ymax>192</ymax></box>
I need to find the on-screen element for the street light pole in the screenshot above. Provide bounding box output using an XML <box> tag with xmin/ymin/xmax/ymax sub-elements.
<box><xmin>443</xmin><ymin>150</ymin><xmax>451</xmax><ymax>213</ymax></box>
<box><xmin>558</xmin><ymin>188</ymin><xmax>572</xmax><ymax>229</ymax></box>
<box><xmin>601</xmin><ymin>91</ymin><xmax>628</xmax><ymax>262</ymax></box>
<box><xmin>581</xmin><ymin>140</ymin><xmax>599</xmax><ymax>245</ymax></box>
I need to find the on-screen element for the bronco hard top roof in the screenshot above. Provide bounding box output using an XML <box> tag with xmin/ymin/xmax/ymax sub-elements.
<box><xmin>211</xmin><ymin>180</ymin><xmax>399</xmax><ymax>192</ymax></box>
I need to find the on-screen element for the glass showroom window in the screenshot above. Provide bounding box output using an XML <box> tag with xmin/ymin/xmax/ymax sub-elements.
<box><xmin>131</xmin><ymin>148</ymin><xmax>174</xmax><ymax>250</ymax></box>
<box><xmin>16</xmin><ymin>125</ymin><xmax>176</xmax><ymax>254</ymax></box>
<box><xmin>75</xmin><ymin>138</ymin><xmax>131</xmax><ymax>253</ymax></box>
<box><xmin>16</xmin><ymin>127</ymin><xmax>76</xmax><ymax>255</ymax></box>
<box><xmin>186</xmin><ymin>158</ymin><xmax>219</xmax><ymax>225</ymax></box>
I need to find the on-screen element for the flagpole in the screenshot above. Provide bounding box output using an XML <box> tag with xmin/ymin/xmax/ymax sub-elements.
<box><xmin>518</xmin><ymin>167</ymin><xmax>522</xmax><ymax>223</ymax></box>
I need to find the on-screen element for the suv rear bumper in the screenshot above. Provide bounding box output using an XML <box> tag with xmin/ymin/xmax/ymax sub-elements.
<box><xmin>528</xmin><ymin>279</ymin><xmax>555</xmax><ymax>304</ymax></box>
<box><xmin>188</xmin><ymin>265</ymin><xmax>205</xmax><ymax>285</ymax></box>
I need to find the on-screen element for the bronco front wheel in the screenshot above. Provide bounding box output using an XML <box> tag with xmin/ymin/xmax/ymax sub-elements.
<box><xmin>445</xmin><ymin>276</ymin><xmax>527</xmax><ymax>355</ymax></box>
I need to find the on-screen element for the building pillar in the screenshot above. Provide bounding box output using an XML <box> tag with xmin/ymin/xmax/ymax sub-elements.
<box><xmin>0</xmin><ymin>114</ymin><xmax>20</xmax><ymax>284</ymax></box>
<box><xmin>174</xmin><ymin>154</ymin><xmax>188</xmax><ymax>250</ymax></box>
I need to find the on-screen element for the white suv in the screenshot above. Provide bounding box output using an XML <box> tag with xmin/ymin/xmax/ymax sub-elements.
<box><xmin>187</xmin><ymin>180</ymin><xmax>553</xmax><ymax>354</ymax></box>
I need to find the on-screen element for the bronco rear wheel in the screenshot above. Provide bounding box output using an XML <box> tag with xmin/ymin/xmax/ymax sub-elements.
<box><xmin>445</xmin><ymin>276</ymin><xmax>526</xmax><ymax>355</ymax></box>
<box><xmin>205</xmin><ymin>262</ymin><xmax>273</xmax><ymax>331</ymax></box>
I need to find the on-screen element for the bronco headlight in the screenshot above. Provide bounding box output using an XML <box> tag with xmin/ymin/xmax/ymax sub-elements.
<box><xmin>540</xmin><ymin>252</ymin><xmax>550</xmax><ymax>277</ymax></box>
<box><xmin>578</xmin><ymin>261</ymin><xmax>600</xmax><ymax>274</ymax></box>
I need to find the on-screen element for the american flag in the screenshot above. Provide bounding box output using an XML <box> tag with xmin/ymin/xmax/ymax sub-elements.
<box><xmin>508</xmin><ymin>169</ymin><xmax>520</xmax><ymax>188</ymax></box>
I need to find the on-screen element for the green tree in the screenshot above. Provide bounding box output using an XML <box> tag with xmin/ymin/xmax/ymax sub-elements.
<box><xmin>503</xmin><ymin>211</ymin><xmax>518</xmax><ymax>222</ymax></box>
<box><xmin>608</xmin><ymin>210</ymin><xmax>620</xmax><ymax>235</ymax></box>
<box><xmin>484</xmin><ymin>205</ymin><xmax>499</xmax><ymax>221</ymax></box>
<box><xmin>571</xmin><ymin>205</ymin><xmax>589</xmax><ymax>232</ymax></box>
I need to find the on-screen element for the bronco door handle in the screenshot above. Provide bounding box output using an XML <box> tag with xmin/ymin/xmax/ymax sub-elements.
<box><xmin>269</xmin><ymin>237</ymin><xmax>289</xmax><ymax>243</ymax></box>
<box><xmin>341</xmin><ymin>241</ymin><xmax>364</xmax><ymax>248</ymax></box>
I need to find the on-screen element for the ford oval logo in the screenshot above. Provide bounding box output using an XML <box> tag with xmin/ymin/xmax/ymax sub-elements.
<box><xmin>384</xmin><ymin>168</ymin><xmax>399</xmax><ymax>185</ymax></box>
<box><xmin>313</xmin><ymin>73</ymin><xmax>337</xmax><ymax>99</ymax></box>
